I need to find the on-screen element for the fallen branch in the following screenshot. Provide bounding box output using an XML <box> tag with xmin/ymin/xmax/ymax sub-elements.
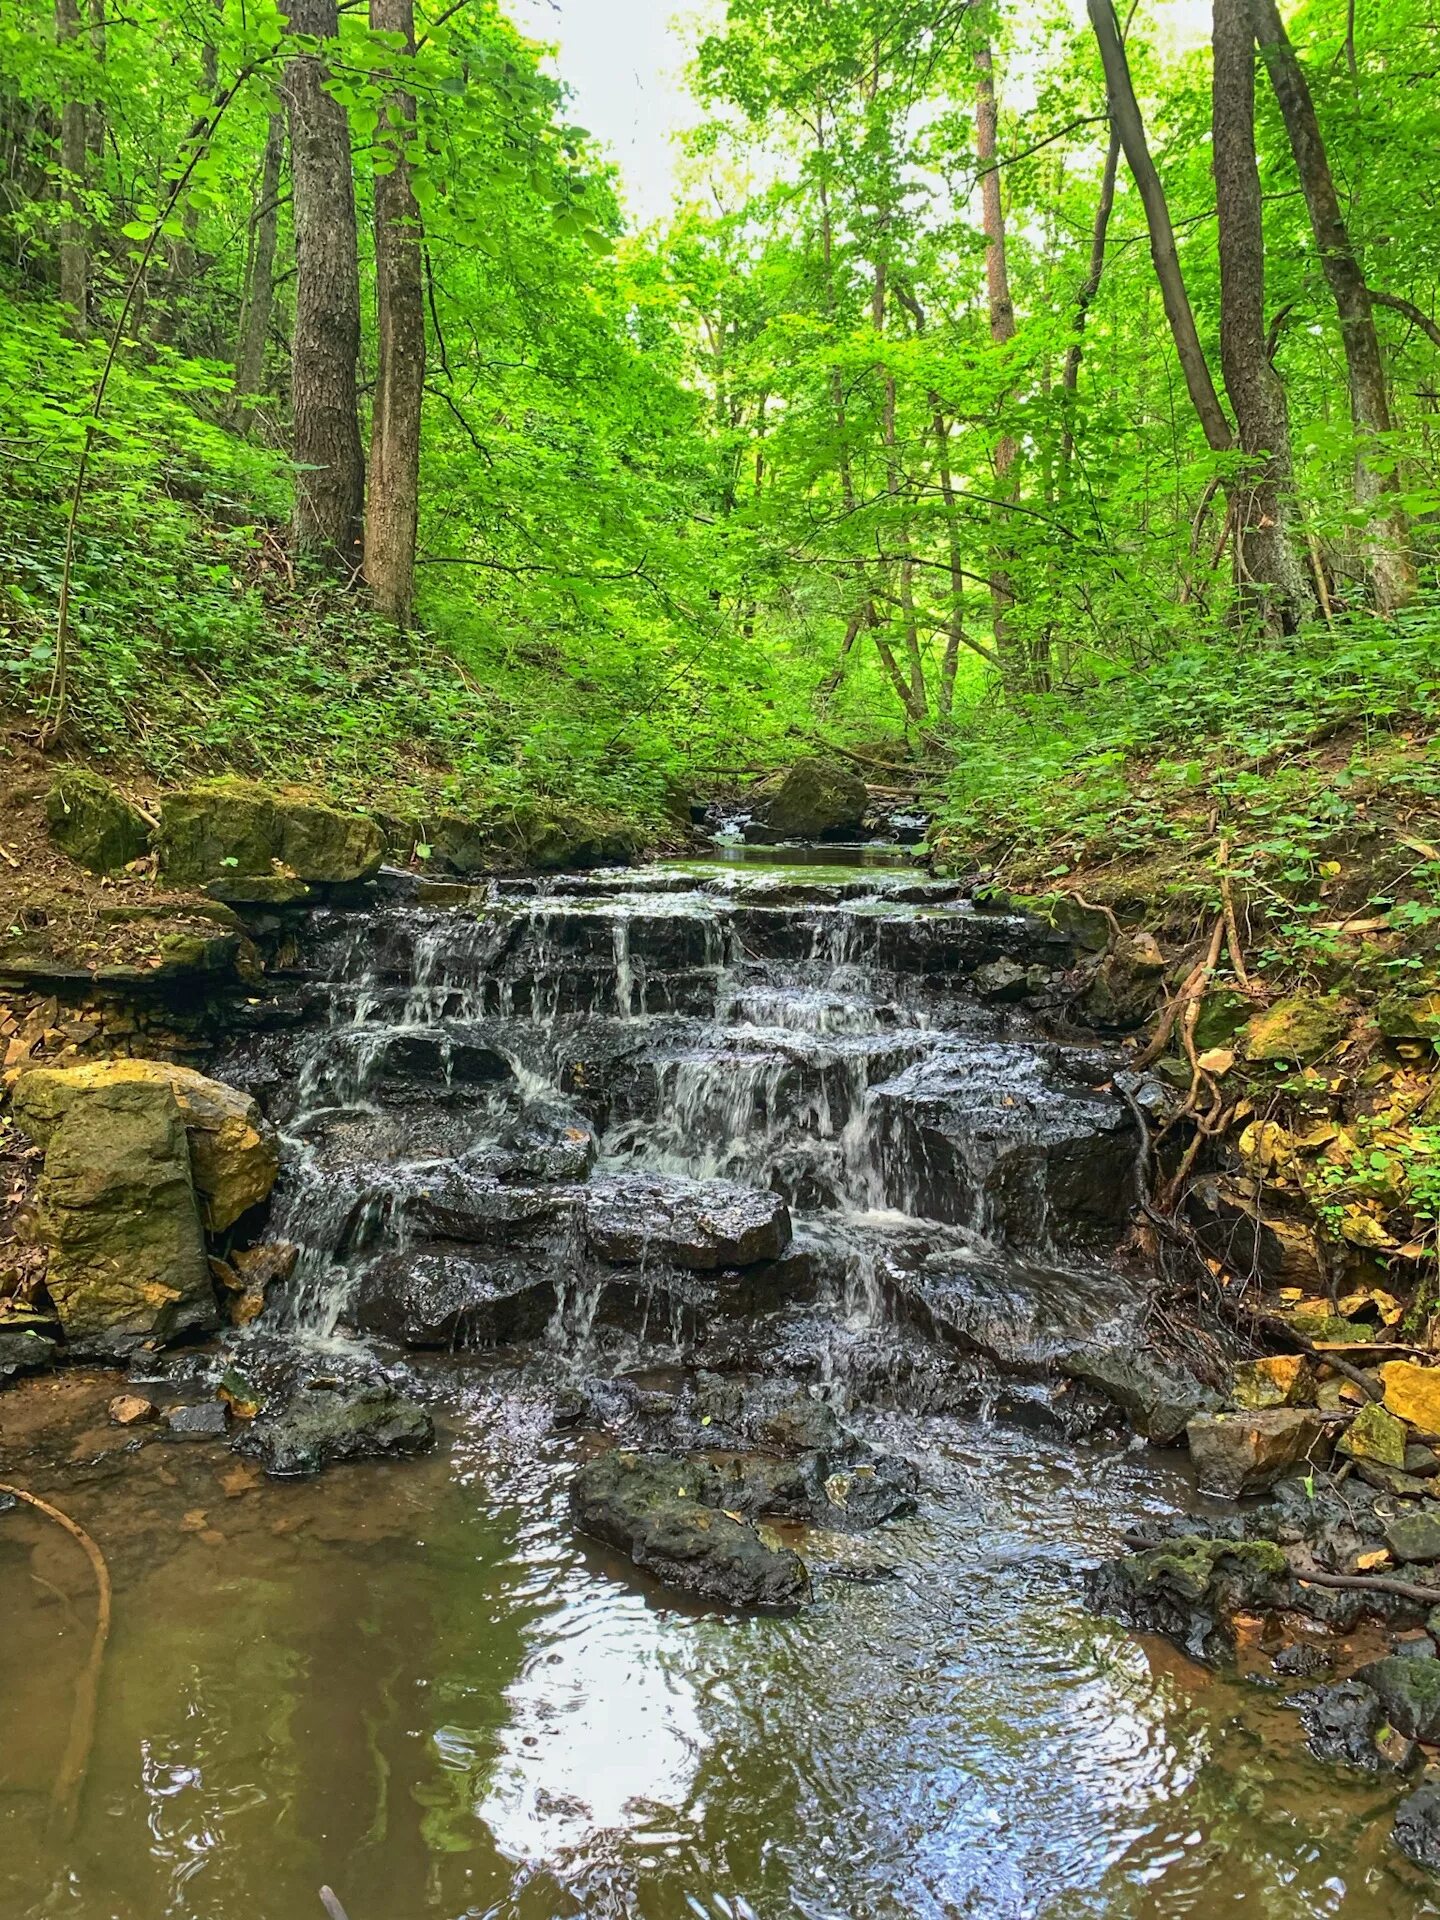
<box><xmin>319</xmin><ymin>1890</ymin><xmax>352</xmax><ymax>1920</ymax></box>
<box><xmin>0</xmin><ymin>1482</ymin><xmax>112</xmax><ymax>1837</ymax></box>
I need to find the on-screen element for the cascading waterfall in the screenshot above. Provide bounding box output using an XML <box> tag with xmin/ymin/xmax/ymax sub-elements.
<box><xmin>236</xmin><ymin>852</ymin><xmax>1137</xmax><ymax>1363</ymax></box>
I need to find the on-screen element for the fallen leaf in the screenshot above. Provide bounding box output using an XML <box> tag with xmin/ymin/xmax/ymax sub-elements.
<box><xmin>1198</xmin><ymin>1046</ymin><xmax>1235</xmax><ymax>1075</ymax></box>
<box><xmin>179</xmin><ymin>1508</ymin><xmax>208</xmax><ymax>1534</ymax></box>
<box><xmin>1356</xmin><ymin>1549</ymin><xmax>1392</xmax><ymax>1571</ymax></box>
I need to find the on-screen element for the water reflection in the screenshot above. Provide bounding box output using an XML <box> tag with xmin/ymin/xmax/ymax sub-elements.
<box><xmin>2</xmin><ymin>1386</ymin><xmax>1439</xmax><ymax>1920</ymax></box>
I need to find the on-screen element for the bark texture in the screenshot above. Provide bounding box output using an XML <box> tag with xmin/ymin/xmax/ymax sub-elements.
<box><xmin>975</xmin><ymin>34</ymin><xmax>1026</xmax><ymax>685</ymax></box>
<box><xmin>1212</xmin><ymin>0</ymin><xmax>1315</xmax><ymax>632</ymax></box>
<box><xmin>56</xmin><ymin>0</ymin><xmax>87</xmax><ymax>336</ymax></box>
<box><xmin>1249</xmin><ymin>0</ymin><xmax>1415</xmax><ymax>612</ymax></box>
<box><xmin>283</xmin><ymin>0</ymin><xmax>365</xmax><ymax>566</ymax></box>
<box><xmin>231</xmin><ymin>111</ymin><xmax>285</xmax><ymax>415</ymax></box>
<box><xmin>1087</xmin><ymin>0</ymin><xmax>1232</xmax><ymax>454</ymax></box>
<box><xmin>365</xmin><ymin>0</ymin><xmax>425</xmax><ymax>624</ymax></box>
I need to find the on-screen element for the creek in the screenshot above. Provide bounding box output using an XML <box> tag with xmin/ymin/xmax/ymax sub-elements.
<box><xmin>0</xmin><ymin>847</ymin><xmax>1434</xmax><ymax>1918</ymax></box>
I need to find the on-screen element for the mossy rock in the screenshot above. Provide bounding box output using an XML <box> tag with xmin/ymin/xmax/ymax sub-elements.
<box><xmin>1243</xmin><ymin>994</ymin><xmax>1347</xmax><ymax>1065</ymax></box>
<box><xmin>16</xmin><ymin>1075</ymin><xmax>214</xmax><ymax>1354</ymax></box>
<box><xmin>15</xmin><ymin>1058</ymin><xmax>279</xmax><ymax>1233</ymax></box>
<box><xmin>157</xmin><ymin>780</ymin><xmax>383</xmax><ymax>886</ymax></box>
<box><xmin>760</xmin><ymin>758</ymin><xmax>867</xmax><ymax>839</ymax></box>
<box><xmin>44</xmin><ymin>769</ymin><xmax>151</xmax><ymax>873</ymax></box>
<box><xmin>518</xmin><ymin>804</ymin><xmax>639</xmax><ymax>870</ymax></box>
<box><xmin>1194</xmin><ymin>988</ymin><xmax>1252</xmax><ymax>1051</ymax></box>
<box><xmin>1377</xmin><ymin>990</ymin><xmax>1440</xmax><ymax>1044</ymax></box>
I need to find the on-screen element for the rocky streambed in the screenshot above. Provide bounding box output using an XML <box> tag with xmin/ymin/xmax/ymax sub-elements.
<box><xmin>4</xmin><ymin>842</ymin><xmax>1440</xmax><ymax>1917</ymax></box>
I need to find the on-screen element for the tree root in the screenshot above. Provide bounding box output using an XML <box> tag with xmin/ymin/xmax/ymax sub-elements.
<box><xmin>0</xmin><ymin>1482</ymin><xmax>112</xmax><ymax>1839</ymax></box>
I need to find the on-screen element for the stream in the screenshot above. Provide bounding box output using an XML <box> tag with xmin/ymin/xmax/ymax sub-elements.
<box><xmin>1</xmin><ymin>847</ymin><xmax>1435</xmax><ymax>1918</ymax></box>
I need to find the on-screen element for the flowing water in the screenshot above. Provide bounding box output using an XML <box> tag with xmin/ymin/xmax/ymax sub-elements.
<box><xmin>0</xmin><ymin>849</ymin><xmax>1434</xmax><ymax>1919</ymax></box>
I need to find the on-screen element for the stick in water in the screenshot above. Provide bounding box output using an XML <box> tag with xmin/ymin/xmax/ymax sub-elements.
<box><xmin>319</xmin><ymin>1889</ymin><xmax>352</xmax><ymax>1920</ymax></box>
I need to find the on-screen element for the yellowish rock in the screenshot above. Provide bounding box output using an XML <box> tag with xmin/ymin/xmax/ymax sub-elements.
<box><xmin>1231</xmin><ymin>1354</ymin><xmax>1314</xmax><ymax>1410</ymax></box>
<box><xmin>1337</xmin><ymin>1400</ymin><xmax>1407</xmax><ymax>1469</ymax></box>
<box><xmin>1379</xmin><ymin>1361</ymin><xmax>1440</xmax><ymax>1436</ymax></box>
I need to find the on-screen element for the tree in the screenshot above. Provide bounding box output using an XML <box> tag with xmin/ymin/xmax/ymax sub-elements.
<box><xmin>1250</xmin><ymin>0</ymin><xmax>1415</xmax><ymax>613</ymax></box>
<box><xmin>55</xmin><ymin>0</ymin><xmax>86</xmax><ymax>335</ymax></box>
<box><xmin>364</xmin><ymin>0</ymin><xmax>424</xmax><ymax>624</ymax></box>
<box><xmin>283</xmin><ymin>0</ymin><xmax>364</xmax><ymax>566</ymax></box>
<box><xmin>1212</xmin><ymin>0</ymin><xmax>1314</xmax><ymax>632</ymax></box>
<box><xmin>974</xmin><ymin>24</ymin><xmax>1024</xmax><ymax>685</ymax></box>
<box><xmin>230</xmin><ymin>110</ymin><xmax>285</xmax><ymax>418</ymax></box>
<box><xmin>1086</xmin><ymin>0</ymin><xmax>1232</xmax><ymax>455</ymax></box>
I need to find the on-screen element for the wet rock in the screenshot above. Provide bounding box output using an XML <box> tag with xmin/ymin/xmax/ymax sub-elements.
<box><xmin>890</xmin><ymin>1250</ymin><xmax>1144</xmax><ymax>1376</ymax></box>
<box><xmin>470</xmin><ymin>1105</ymin><xmax>596</xmax><ymax>1185</ymax></box>
<box><xmin>1296</xmin><ymin>1680</ymin><xmax>1417</xmax><ymax>1773</ymax></box>
<box><xmin>15</xmin><ymin>1074</ymin><xmax>215</xmax><ymax>1354</ymax></box>
<box><xmin>1186</xmin><ymin>1409</ymin><xmax>1328</xmax><ymax>1498</ymax></box>
<box><xmin>15</xmin><ymin>1059</ymin><xmax>279</xmax><ymax>1233</ymax></box>
<box><xmin>164</xmin><ymin>1401</ymin><xmax>229</xmax><ymax>1438</ymax></box>
<box><xmin>1408</xmin><ymin>1445</ymin><xmax>1440</xmax><ymax>1479</ymax></box>
<box><xmin>1338</xmin><ymin>1401</ymin><xmax>1407</xmax><ymax>1469</ymax></box>
<box><xmin>1379</xmin><ymin>1362</ymin><xmax>1440</xmax><ymax>1437</ymax></box>
<box><xmin>758</xmin><ymin>759</ymin><xmax>867</xmax><ymax>840</ymax></box>
<box><xmin>1273</xmin><ymin>1642</ymin><xmax>1332</xmax><ymax>1678</ymax></box>
<box><xmin>1394</xmin><ymin>1781</ymin><xmax>1440</xmax><ymax>1874</ymax></box>
<box><xmin>583</xmin><ymin>1175</ymin><xmax>791</xmax><ymax>1271</ymax></box>
<box><xmin>1087</xmin><ymin>1536</ymin><xmax>1292</xmax><ymax>1663</ymax></box>
<box><xmin>1062</xmin><ymin>1344</ymin><xmax>1216</xmax><ymax>1445</ymax></box>
<box><xmin>1354</xmin><ymin>1655</ymin><xmax>1440</xmax><ymax>1742</ymax></box>
<box><xmin>1385</xmin><ymin>1513</ymin><xmax>1440</xmax><ymax>1565</ymax></box>
<box><xmin>237</xmin><ymin>1382</ymin><xmax>434</xmax><ymax>1477</ymax></box>
<box><xmin>352</xmin><ymin>1248</ymin><xmax>556</xmax><ymax>1348</ymax></box>
<box><xmin>398</xmin><ymin>1169</ymin><xmax>572</xmax><ymax>1246</ymax></box>
<box><xmin>1230</xmin><ymin>1355</ymin><xmax>1315</xmax><ymax>1411</ymax></box>
<box><xmin>1242</xmin><ymin>994</ymin><xmax>1347</xmax><ymax>1065</ymax></box>
<box><xmin>44</xmin><ymin>768</ymin><xmax>151</xmax><ymax>872</ymax></box>
<box><xmin>0</xmin><ymin>1325</ymin><xmax>60</xmax><ymax>1379</ymax></box>
<box><xmin>108</xmin><ymin>1394</ymin><xmax>156</xmax><ymax>1426</ymax></box>
<box><xmin>570</xmin><ymin>1449</ymin><xmax>811</xmax><ymax>1609</ymax></box>
<box><xmin>973</xmin><ymin>957</ymin><xmax>1030</xmax><ymax>1003</ymax></box>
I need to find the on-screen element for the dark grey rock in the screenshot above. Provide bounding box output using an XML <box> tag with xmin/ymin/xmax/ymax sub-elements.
<box><xmin>1394</xmin><ymin>1781</ymin><xmax>1440</xmax><ymax>1875</ymax></box>
<box><xmin>164</xmin><ymin>1401</ymin><xmax>229</xmax><ymax>1438</ymax></box>
<box><xmin>238</xmin><ymin>1383</ymin><xmax>434</xmax><ymax>1477</ymax></box>
<box><xmin>1354</xmin><ymin>1655</ymin><xmax>1440</xmax><ymax>1742</ymax></box>
<box><xmin>583</xmin><ymin>1174</ymin><xmax>791</xmax><ymax>1271</ymax></box>
<box><xmin>0</xmin><ymin>1326</ymin><xmax>61</xmax><ymax>1379</ymax></box>
<box><xmin>1297</xmin><ymin>1680</ymin><xmax>1417</xmax><ymax>1773</ymax></box>
<box><xmin>571</xmin><ymin>1450</ymin><xmax>811</xmax><ymax>1609</ymax></box>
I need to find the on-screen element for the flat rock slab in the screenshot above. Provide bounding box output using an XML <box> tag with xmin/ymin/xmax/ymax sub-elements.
<box><xmin>583</xmin><ymin>1174</ymin><xmax>791</xmax><ymax>1271</ymax></box>
<box><xmin>571</xmin><ymin>1449</ymin><xmax>811</xmax><ymax>1609</ymax></box>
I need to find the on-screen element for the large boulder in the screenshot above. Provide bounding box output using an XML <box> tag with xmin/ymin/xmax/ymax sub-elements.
<box><xmin>1186</xmin><ymin>1408</ymin><xmax>1328</xmax><ymax>1497</ymax></box>
<box><xmin>570</xmin><ymin>1450</ymin><xmax>812</xmax><ymax>1609</ymax></box>
<box><xmin>15</xmin><ymin>1075</ymin><xmax>214</xmax><ymax>1353</ymax></box>
<box><xmin>759</xmin><ymin>759</ymin><xmax>868</xmax><ymax>840</ymax></box>
<box><xmin>1242</xmin><ymin>994</ymin><xmax>1347</xmax><ymax>1065</ymax></box>
<box><xmin>1355</xmin><ymin>1656</ymin><xmax>1440</xmax><ymax>1743</ymax></box>
<box><xmin>157</xmin><ymin>782</ymin><xmax>383</xmax><ymax>886</ymax></box>
<box><xmin>14</xmin><ymin>1060</ymin><xmax>278</xmax><ymax>1232</ymax></box>
<box><xmin>44</xmin><ymin>768</ymin><xmax>151</xmax><ymax>872</ymax></box>
<box><xmin>583</xmin><ymin>1174</ymin><xmax>791</xmax><ymax>1270</ymax></box>
<box><xmin>1395</xmin><ymin>1781</ymin><xmax>1440</xmax><ymax>1874</ymax></box>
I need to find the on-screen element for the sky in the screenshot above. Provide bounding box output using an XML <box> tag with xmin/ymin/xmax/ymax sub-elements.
<box><xmin>501</xmin><ymin>0</ymin><xmax>1216</xmax><ymax>227</ymax></box>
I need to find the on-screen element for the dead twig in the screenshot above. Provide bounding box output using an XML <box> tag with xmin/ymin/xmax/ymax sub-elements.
<box><xmin>319</xmin><ymin>1890</ymin><xmax>352</xmax><ymax>1920</ymax></box>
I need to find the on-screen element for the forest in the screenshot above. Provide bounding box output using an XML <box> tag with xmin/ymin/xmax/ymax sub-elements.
<box><xmin>3</xmin><ymin>0</ymin><xmax>1440</xmax><ymax>1912</ymax></box>
<box><xmin>0</xmin><ymin>0</ymin><xmax>1434</xmax><ymax>815</ymax></box>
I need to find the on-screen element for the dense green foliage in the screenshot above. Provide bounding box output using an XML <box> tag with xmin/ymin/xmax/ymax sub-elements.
<box><xmin>0</xmin><ymin>0</ymin><xmax>1437</xmax><ymax>813</ymax></box>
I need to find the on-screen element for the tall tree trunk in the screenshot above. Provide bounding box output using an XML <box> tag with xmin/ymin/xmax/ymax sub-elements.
<box><xmin>1087</xmin><ymin>0</ymin><xmax>1232</xmax><ymax>454</ymax></box>
<box><xmin>365</xmin><ymin>0</ymin><xmax>424</xmax><ymax>624</ymax></box>
<box><xmin>56</xmin><ymin>0</ymin><xmax>87</xmax><ymax>336</ymax></box>
<box><xmin>1212</xmin><ymin>0</ymin><xmax>1315</xmax><ymax>633</ymax></box>
<box><xmin>1249</xmin><ymin>0</ymin><xmax>1415</xmax><ymax>613</ymax></box>
<box><xmin>283</xmin><ymin>0</ymin><xmax>365</xmax><ymax>567</ymax></box>
<box><xmin>976</xmin><ymin>30</ymin><xmax>1030</xmax><ymax>688</ymax></box>
<box><xmin>86</xmin><ymin>0</ymin><xmax>105</xmax><ymax>168</ymax></box>
<box><xmin>230</xmin><ymin>110</ymin><xmax>285</xmax><ymax>419</ymax></box>
<box><xmin>1061</xmin><ymin>127</ymin><xmax>1120</xmax><ymax>471</ymax></box>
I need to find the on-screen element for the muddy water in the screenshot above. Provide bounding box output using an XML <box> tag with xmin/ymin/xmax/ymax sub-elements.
<box><xmin>1</xmin><ymin>1372</ymin><xmax>1431</xmax><ymax>1920</ymax></box>
<box><xmin>2</xmin><ymin>849</ymin><xmax>1437</xmax><ymax>1918</ymax></box>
